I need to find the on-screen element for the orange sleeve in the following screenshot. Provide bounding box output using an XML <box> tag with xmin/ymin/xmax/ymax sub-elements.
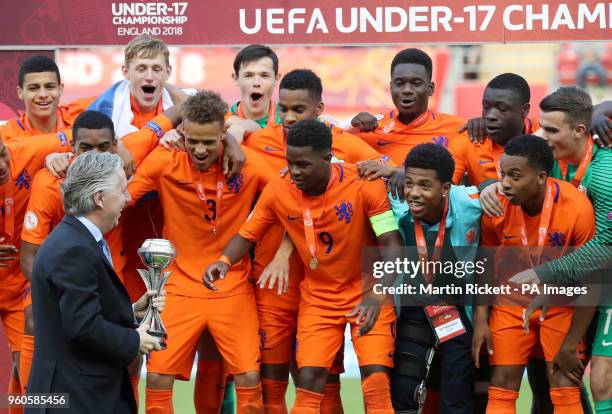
<box><xmin>122</xmin><ymin>114</ymin><xmax>174</xmax><ymax>166</ymax></box>
<box><xmin>479</xmin><ymin>214</ymin><xmax>500</xmax><ymax>247</ymax></box>
<box><xmin>127</xmin><ymin>148</ymin><xmax>166</xmax><ymax>204</ymax></box>
<box><xmin>238</xmin><ymin>181</ymin><xmax>280</xmax><ymax>242</ymax></box>
<box><xmin>8</xmin><ymin>132</ymin><xmax>72</xmax><ymax>174</ymax></box>
<box><xmin>448</xmin><ymin>133</ymin><xmax>469</xmax><ymax>185</ymax></box>
<box><xmin>60</xmin><ymin>96</ymin><xmax>96</xmax><ymax>124</ymax></box>
<box><xmin>361</xmin><ymin>178</ymin><xmax>393</xmax><ymax>218</ymax></box>
<box><xmin>570</xmin><ymin>199</ymin><xmax>596</xmax><ymax>246</ymax></box>
<box><xmin>21</xmin><ymin>171</ymin><xmax>62</xmax><ymax>245</ymax></box>
<box><xmin>337</xmin><ymin>130</ymin><xmax>396</xmax><ymax>165</ymax></box>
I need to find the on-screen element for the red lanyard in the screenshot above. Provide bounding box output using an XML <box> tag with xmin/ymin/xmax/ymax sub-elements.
<box><xmin>558</xmin><ymin>139</ymin><xmax>593</xmax><ymax>188</ymax></box>
<box><xmin>1</xmin><ymin>182</ymin><xmax>14</xmax><ymax>240</ymax></box>
<box><xmin>414</xmin><ymin>198</ymin><xmax>449</xmax><ymax>285</ymax></box>
<box><xmin>191</xmin><ymin>157</ymin><xmax>224</xmax><ymax>237</ymax></box>
<box><xmin>380</xmin><ymin>110</ymin><xmax>430</xmax><ymax>135</ymax></box>
<box><xmin>300</xmin><ymin>166</ymin><xmax>336</xmax><ymax>270</ymax></box>
<box><xmin>21</xmin><ymin>110</ymin><xmax>65</xmax><ymax>135</ymax></box>
<box><xmin>236</xmin><ymin>100</ymin><xmax>277</xmax><ymax>128</ymax></box>
<box><xmin>513</xmin><ymin>181</ymin><xmax>554</xmax><ymax>266</ymax></box>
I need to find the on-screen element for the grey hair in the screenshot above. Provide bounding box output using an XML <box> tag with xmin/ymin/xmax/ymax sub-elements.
<box><xmin>61</xmin><ymin>152</ymin><xmax>124</xmax><ymax>216</ymax></box>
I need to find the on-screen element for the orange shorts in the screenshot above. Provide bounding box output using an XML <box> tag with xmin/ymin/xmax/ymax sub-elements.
<box><xmin>489</xmin><ymin>306</ymin><xmax>573</xmax><ymax>365</ymax></box>
<box><xmin>296</xmin><ymin>305</ymin><xmax>396</xmax><ymax>369</ymax></box>
<box><xmin>147</xmin><ymin>292</ymin><xmax>261</xmax><ymax>380</ymax></box>
<box><xmin>256</xmin><ymin>286</ymin><xmax>299</xmax><ymax>365</ymax></box>
<box><xmin>0</xmin><ymin>284</ymin><xmax>26</xmax><ymax>352</ymax></box>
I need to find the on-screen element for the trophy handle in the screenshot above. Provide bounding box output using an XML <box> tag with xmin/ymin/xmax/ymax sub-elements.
<box><xmin>137</xmin><ymin>269</ymin><xmax>153</xmax><ymax>291</ymax></box>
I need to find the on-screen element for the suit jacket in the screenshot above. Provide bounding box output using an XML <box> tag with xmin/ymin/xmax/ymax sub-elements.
<box><xmin>27</xmin><ymin>215</ymin><xmax>140</xmax><ymax>414</ymax></box>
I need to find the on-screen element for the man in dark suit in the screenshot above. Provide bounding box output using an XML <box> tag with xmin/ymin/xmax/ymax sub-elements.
<box><xmin>27</xmin><ymin>151</ymin><xmax>162</xmax><ymax>413</ymax></box>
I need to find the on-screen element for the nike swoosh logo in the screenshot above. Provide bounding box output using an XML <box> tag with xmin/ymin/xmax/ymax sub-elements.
<box><xmin>376</xmin><ymin>140</ymin><xmax>393</xmax><ymax>146</ymax></box>
<box><xmin>478</xmin><ymin>159</ymin><xmax>492</xmax><ymax>165</ymax></box>
<box><xmin>602</xmin><ymin>340</ymin><xmax>612</xmax><ymax>347</ymax></box>
<box><xmin>288</xmin><ymin>215</ymin><xmax>301</xmax><ymax>221</ymax></box>
<box><xmin>264</xmin><ymin>146</ymin><xmax>283</xmax><ymax>152</ymax></box>
<box><xmin>503</xmin><ymin>235</ymin><xmax>517</xmax><ymax>239</ymax></box>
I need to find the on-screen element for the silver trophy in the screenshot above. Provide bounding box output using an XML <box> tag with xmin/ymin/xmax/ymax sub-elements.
<box><xmin>137</xmin><ymin>239</ymin><xmax>176</xmax><ymax>349</ymax></box>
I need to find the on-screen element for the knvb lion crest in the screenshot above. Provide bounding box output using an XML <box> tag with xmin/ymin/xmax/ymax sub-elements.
<box><xmin>15</xmin><ymin>170</ymin><xmax>31</xmax><ymax>189</ymax></box>
<box><xmin>226</xmin><ymin>173</ymin><xmax>244</xmax><ymax>193</ymax></box>
<box><xmin>334</xmin><ymin>201</ymin><xmax>353</xmax><ymax>223</ymax></box>
<box><xmin>432</xmin><ymin>136</ymin><xmax>449</xmax><ymax>148</ymax></box>
<box><xmin>548</xmin><ymin>231</ymin><xmax>566</xmax><ymax>247</ymax></box>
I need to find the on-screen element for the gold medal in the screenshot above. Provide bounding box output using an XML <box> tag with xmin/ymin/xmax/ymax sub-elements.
<box><xmin>309</xmin><ymin>256</ymin><xmax>318</xmax><ymax>270</ymax></box>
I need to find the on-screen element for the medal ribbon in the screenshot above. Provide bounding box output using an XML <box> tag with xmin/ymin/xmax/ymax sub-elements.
<box><xmin>2</xmin><ymin>182</ymin><xmax>14</xmax><ymax>240</ymax></box>
<box><xmin>513</xmin><ymin>180</ymin><xmax>554</xmax><ymax>266</ymax></box>
<box><xmin>300</xmin><ymin>166</ymin><xmax>336</xmax><ymax>269</ymax></box>
<box><xmin>558</xmin><ymin>139</ymin><xmax>593</xmax><ymax>188</ymax></box>
<box><xmin>191</xmin><ymin>154</ymin><xmax>224</xmax><ymax>236</ymax></box>
<box><xmin>414</xmin><ymin>197</ymin><xmax>449</xmax><ymax>285</ymax></box>
<box><xmin>380</xmin><ymin>110</ymin><xmax>431</xmax><ymax>136</ymax></box>
<box><xmin>22</xmin><ymin>109</ymin><xmax>65</xmax><ymax>135</ymax></box>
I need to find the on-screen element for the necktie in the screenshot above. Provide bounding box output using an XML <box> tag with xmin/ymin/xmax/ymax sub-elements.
<box><xmin>98</xmin><ymin>238</ymin><xmax>114</xmax><ymax>267</ymax></box>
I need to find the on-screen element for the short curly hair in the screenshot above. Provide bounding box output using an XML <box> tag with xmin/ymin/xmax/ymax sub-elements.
<box><xmin>404</xmin><ymin>143</ymin><xmax>455</xmax><ymax>183</ymax></box>
<box><xmin>182</xmin><ymin>90</ymin><xmax>228</xmax><ymax>126</ymax></box>
<box><xmin>286</xmin><ymin>119</ymin><xmax>331</xmax><ymax>152</ymax></box>
<box><xmin>280</xmin><ymin>69</ymin><xmax>323</xmax><ymax>101</ymax></box>
<box><xmin>504</xmin><ymin>135</ymin><xmax>554</xmax><ymax>174</ymax></box>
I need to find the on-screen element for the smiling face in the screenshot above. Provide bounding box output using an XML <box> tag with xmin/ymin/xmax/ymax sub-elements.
<box><xmin>122</xmin><ymin>54</ymin><xmax>171</xmax><ymax>112</ymax></box>
<box><xmin>279</xmin><ymin>88</ymin><xmax>323</xmax><ymax>134</ymax></box>
<box><xmin>183</xmin><ymin>119</ymin><xmax>223</xmax><ymax>171</ymax></box>
<box><xmin>539</xmin><ymin>110</ymin><xmax>585</xmax><ymax>162</ymax></box>
<box><xmin>404</xmin><ymin>167</ymin><xmax>450</xmax><ymax>224</ymax></box>
<box><xmin>390</xmin><ymin>63</ymin><xmax>433</xmax><ymax>123</ymax></box>
<box><xmin>482</xmin><ymin>88</ymin><xmax>530</xmax><ymax>146</ymax></box>
<box><xmin>232</xmin><ymin>56</ymin><xmax>279</xmax><ymax>116</ymax></box>
<box><xmin>17</xmin><ymin>71</ymin><xmax>63</xmax><ymax>121</ymax></box>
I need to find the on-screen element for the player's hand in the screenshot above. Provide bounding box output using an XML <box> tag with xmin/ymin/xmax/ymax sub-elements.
<box><xmin>509</xmin><ymin>269</ymin><xmax>541</xmax><ymax>285</ymax></box>
<box><xmin>279</xmin><ymin>166</ymin><xmax>289</xmax><ymax>178</ymax></box>
<box><xmin>165</xmin><ymin>83</ymin><xmax>189</xmax><ymax>106</ymax></box>
<box><xmin>257</xmin><ymin>256</ymin><xmax>290</xmax><ymax>295</ymax></box>
<box><xmin>116</xmin><ymin>140</ymin><xmax>136</xmax><ymax>178</ymax></box>
<box><xmin>222</xmin><ymin>135</ymin><xmax>245</xmax><ymax>179</ymax></box>
<box><xmin>590</xmin><ymin>112</ymin><xmax>612</xmax><ymax>148</ymax></box>
<box><xmin>0</xmin><ymin>238</ymin><xmax>18</xmax><ymax>267</ymax></box>
<box><xmin>522</xmin><ymin>294</ymin><xmax>549</xmax><ymax>333</ymax></box>
<box><xmin>346</xmin><ymin>298</ymin><xmax>380</xmax><ymax>336</ymax></box>
<box><xmin>136</xmin><ymin>321</ymin><xmax>162</xmax><ymax>354</ymax></box>
<box><xmin>552</xmin><ymin>347</ymin><xmax>585</xmax><ymax>386</ymax></box>
<box><xmin>480</xmin><ymin>182</ymin><xmax>504</xmax><ymax>217</ymax></box>
<box><xmin>458</xmin><ymin>117</ymin><xmax>487</xmax><ymax>143</ymax></box>
<box><xmin>351</xmin><ymin>112</ymin><xmax>379</xmax><ymax>132</ymax></box>
<box><xmin>160</xmin><ymin>128</ymin><xmax>186</xmax><ymax>152</ymax></box>
<box><xmin>471</xmin><ymin>317</ymin><xmax>493</xmax><ymax>368</ymax></box>
<box><xmin>203</xmin><ymin>261</ymin><xmax>229</xmax><ymax>291</ymax></box>
<box><xmin>357</xmin><ymin>160</ymin><xmax>393</xmax><ymax>181</ymax></box>
<box><xmin>387</xmin><ymin>169</ymin><xmax>405</xmax><ymax>201</ymax></box>
<box><xmin>45</xmin><ymin>152</ymin><xmax>71</xmax><ymax>178</ymax></box>
<box><xmin>133</xmin><ymin>289</ymin><xmax>166</xmax><ymax>322</ymax></box>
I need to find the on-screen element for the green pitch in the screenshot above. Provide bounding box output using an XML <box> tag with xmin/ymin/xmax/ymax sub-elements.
<box><xmin>138</xmin><ymin>377</ymin><xmax>569</xmax><ymax>413</ymax></box>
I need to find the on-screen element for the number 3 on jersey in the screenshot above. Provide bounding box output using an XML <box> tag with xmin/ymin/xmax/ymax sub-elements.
<box><xmin>319</xmin><ymin>231</ymin><xmax>333</xmax><ymax>254</ymax></box>
<box><xmin>203</xmin><ymin>199</ymin><xmax>216</xmax><ymax>222</ymax></box>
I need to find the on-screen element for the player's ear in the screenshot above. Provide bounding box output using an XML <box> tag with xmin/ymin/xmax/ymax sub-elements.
<box><xmin>521</xmin><ymin>103</ymin><xmax>531</xmax><ymax>119</ymax></box>
<box><xmin>323</xmin><ymin>151</ymin><xmax>333</xmax><ymax>163</ymax></box>
<box><xmin>121</xmin><ymin>64</ymin><xmax>129</xmax><ymax>80</ymax></box>
<box><xmin>231</xmin><ymin>72</ymin><xmax>239</xmax><ymax>86</ymax></box>
<box><xmin>428</xmin><ymin>81</ymin><xmax>435</xmax><ymax>97</ymax></box>
<box><xmin>58</xmin><ymin>82</ymin><xmax>64</xmax><ymax>97</ymax></box>
<box><xmin>441</xmin><ymin>181</ymin><xmax>451</xmax><ymax>197</ymax></box>
<box><xmin>315</xmin><ymin>101</ymin><xmax>324</xmax><ymax>117</ymax></box>
<box><xmin>275</xmin><ymin>72</ymin><xmax>281</xmax><ymax>83</ymax></box>
<box><xmin>16</xmin><ymin>86</ymin><xmax>23</xmax><ymax>100</ymax></box>
<box><xmin>537</xmin><ymin>171</ymin><xmax>548</xmax><ymax>185</ymax></box>
<box><xmin>574</xmin><ymin>123</ymin><xmax>587</xmax><ymax>139</ymax></box>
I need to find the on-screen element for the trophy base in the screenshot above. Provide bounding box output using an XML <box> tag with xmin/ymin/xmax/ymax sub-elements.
<box><xmin>148</xmin><ymin>329</ymin><xmax>168</xmax><ymax>350</ymax></box>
